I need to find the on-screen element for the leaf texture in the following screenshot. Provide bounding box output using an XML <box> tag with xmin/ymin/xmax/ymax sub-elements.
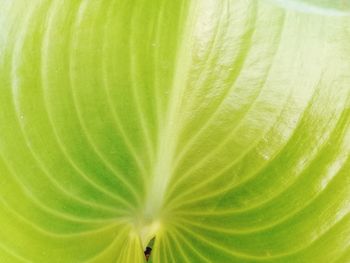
<box><xmin>0</xmin><ymin>0</ymin><xmax>350</xmax><ymax>262</ymax></box>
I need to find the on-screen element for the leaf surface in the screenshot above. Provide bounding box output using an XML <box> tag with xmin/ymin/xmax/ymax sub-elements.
<box><xmin>0</xmin><ymin>0</ymin><xmax>350</xmax><ymax>262</ymax></box>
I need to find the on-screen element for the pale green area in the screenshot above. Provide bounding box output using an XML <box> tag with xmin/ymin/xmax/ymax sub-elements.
<box><xmin>0</xmin><ymin>0</ymin><xmax>350</xmax><ymax>262</ymax></box>
<box><xmin>270</xmin><ymin>0</ymin><xmax>350</xmax><ymax>15</ymax></box>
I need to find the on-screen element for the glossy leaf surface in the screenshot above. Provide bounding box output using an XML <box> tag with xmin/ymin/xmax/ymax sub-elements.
<box><xmin>0</xmin><ymin>0</ymin><xmax>350</xmax><ymax>262</ymax></box>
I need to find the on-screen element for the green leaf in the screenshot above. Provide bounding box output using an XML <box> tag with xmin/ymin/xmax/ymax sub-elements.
<box><xmin>0</xmin><ymin>0</ymin><xmax>349</xmax><ymax>262</ymax></box>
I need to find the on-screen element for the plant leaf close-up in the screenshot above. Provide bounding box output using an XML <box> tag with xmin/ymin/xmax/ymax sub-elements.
<box><xmin>0</xmin><ymin>0</ymin><xmax>350</xmax><ymax>262</ymax></box>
